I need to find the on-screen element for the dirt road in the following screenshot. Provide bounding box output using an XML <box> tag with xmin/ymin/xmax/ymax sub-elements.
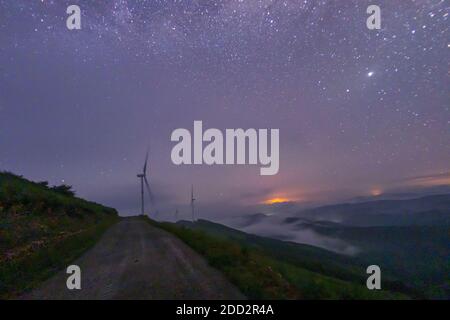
<box><xmin>24</xmin><ymin>218</ymin><xmax>245</xmax><ymax>299</ymax></box>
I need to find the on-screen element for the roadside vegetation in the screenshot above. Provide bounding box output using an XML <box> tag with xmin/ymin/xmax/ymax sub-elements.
<box><xmin>145</xmin><ymin>218</ymin><xmax>408</xmax><ymax>300</ymax></box>
<box><xmin>0</xmin><ymin>171</ymin><xmax>119</xmax><ymax>298</ymax></box>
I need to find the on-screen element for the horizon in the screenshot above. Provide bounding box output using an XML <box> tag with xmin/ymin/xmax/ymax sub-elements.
<box><xmin>3</xmin><ymin>169</ymin><xmax>450</xmax><ymax>222</ymax></box>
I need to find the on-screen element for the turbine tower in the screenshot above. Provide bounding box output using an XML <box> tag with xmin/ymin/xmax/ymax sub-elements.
<box><xmin>137</xmin><ymin>151</ymin><xmax>154</xmax><ymax>216</ymax></box>
<box><xmin>191</xmin><ymin>184</ymin><xmax>195</xmax><ymax>222</ymax></box>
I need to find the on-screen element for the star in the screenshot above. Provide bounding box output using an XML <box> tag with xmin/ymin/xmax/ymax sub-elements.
<box><xmin>367</xmin><ymin>71</ymin><xmax>374</xmax><ymax>77</ymax></box>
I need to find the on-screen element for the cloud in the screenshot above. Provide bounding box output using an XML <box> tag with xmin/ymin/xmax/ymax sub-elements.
<box><xmin>399</xmin><ymin>172</ymin><xmax>450</xmax><ymax>188</ymax></box>
<box><xmin>225</xmin><ymin>213</ymin><xmax>359</xmax><ymax>255</ymax></box>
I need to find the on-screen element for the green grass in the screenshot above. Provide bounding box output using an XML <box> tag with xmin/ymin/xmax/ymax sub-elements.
<box><xmin>145</xmin><ymin>218</ymin><xmax>407</xmax><ymax>300</ymax></box>
<box><xmin>0</xmin><ymin>171</ymin><xmax>119</xmax><ymax>298</ymax></box>
<box><xmin>0</xmin><ymin>218</ymin><xmax>116</xmax><ymax>298</ymax></box>
<box><xmin>178</xmin><ymin>219</ymin><xmax>420</xmax><ymax>297</ymax></box>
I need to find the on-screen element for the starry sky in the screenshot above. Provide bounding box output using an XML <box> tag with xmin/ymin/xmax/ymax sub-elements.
<box><xmin>0</xmin><ymin>0</ymin><xmax>449</xmax><ymax>219</ymax></box>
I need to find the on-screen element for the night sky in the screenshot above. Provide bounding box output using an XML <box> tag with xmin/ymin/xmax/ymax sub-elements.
<box><xmin>0</xmin><ymin>1</ymin><xmax>449</xmax><ymax>220</ymax></box>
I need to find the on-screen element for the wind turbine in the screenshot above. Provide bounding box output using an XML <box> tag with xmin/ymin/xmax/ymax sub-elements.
<box><xmin>191</xmin><ymin>184</ymin><xmax>195</xmax><ymax>222</ymax></box>
<box><xmin>137</xmin><ymin>151</ymin><xmax>154</xmax><ymax>216</ymax></box>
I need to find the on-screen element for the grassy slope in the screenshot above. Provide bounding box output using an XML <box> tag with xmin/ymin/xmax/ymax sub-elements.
<box><xmin>180</xmin><ymin>220</ymin><xmax>420</xmax><ymax>295</ymax></box>
<box><xmin>0</xmin><ymin>172</ymin><xmax>119</xmax><ymax>298</ymax></box>
<box><xmin>146</xmin><ymin>218</ymin><xmax>408</xmax><ymax>300</ymax></box>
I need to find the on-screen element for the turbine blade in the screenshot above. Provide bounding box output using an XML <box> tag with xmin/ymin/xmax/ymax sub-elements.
<box><xmin>143</xmin><ymin>151</ymin><xmax>149</xmax><ymax>175</ymax></box>
<box><xmin>144</xmin><ymin>176</ymin><xmax>155</xmax><ymax>205</ymax></box>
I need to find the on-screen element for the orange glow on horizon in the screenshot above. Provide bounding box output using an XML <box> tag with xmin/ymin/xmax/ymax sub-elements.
<box><xmin>370</xmin><ymin>188</ymin><xmax>383</xmax><ymax>196</ymax></box>
<box><xmin>263</xmin><ymin>197</ymin><xmax>292</xmax><ymax>205</ymax></box>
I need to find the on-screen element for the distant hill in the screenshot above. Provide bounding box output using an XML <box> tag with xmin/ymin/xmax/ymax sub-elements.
<box><xmin>178</xmin><ymin>218</ymin><xmax>449</xmax><ymax>299</ymax></box>
<box><xmin>295</xmin><ymin>194</ymin><xmax>450</xmax><ymax>226</ymax></box>
<box><xmin>287</xmin><ymin>194</ymin><xmax>450</xmax><ymax>298</ymax></box>
<box><xmin>176</xmin><ymin>219</ymin><xmax>417</xmax><ymax>298</ymax></box>
<box><xmin>0</xmin><ymin>171</ymin><xmax>119</xmax><ymax>298</ymax></box>
<box><xmin>348</xmin><ymin>185</ymin><xmax>450</xmax><ymax>203</ymax></box>
<box><xmin>227</xmin><ymin>195</ymin><xmax>450</xmax><ymax>253</ymax></box>
<box><xmin>215</xmin><ymin>194</ymin><xmax>450</xmax><ymax>298</ymax></box>
<box><xmin>311</xmin><ymin>224</ymin><xmax>449</xmax><ymax>298</ymax></box>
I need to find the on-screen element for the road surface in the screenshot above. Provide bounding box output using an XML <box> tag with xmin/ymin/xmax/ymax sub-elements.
<box><xmin>23</xmin><ymin>218</ymin><xmax>245</xmax><ymax>300</ymax></box>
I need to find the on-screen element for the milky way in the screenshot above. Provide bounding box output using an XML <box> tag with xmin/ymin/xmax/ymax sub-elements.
<box><xmin>0</xmin><ymin>1</ymin><xmax>449</xmax><ymax>219</ymax></box>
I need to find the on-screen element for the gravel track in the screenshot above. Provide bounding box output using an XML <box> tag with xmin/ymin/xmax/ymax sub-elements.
<box><xmin>23</xmin><ymin>218</ymin><xmax>245</xmax><ymax>300</ymax></box>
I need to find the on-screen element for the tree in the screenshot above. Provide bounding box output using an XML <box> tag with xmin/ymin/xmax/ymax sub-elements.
<box><xmin>51</xmin><ymin>184</ymin><xmax>75</xmax><ymax>197</ymax></box>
